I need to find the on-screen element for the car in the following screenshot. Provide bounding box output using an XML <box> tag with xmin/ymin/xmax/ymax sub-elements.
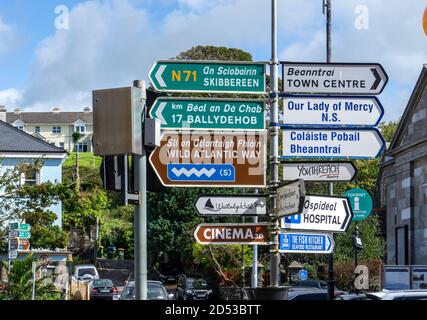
<box><xmin>72</xmin><ymin>264</ymin><xmax>99</xmax><ymax>282</ymax></box>
<box><xmin>119</xmin><ymin>281</ymin><xmax>174</xmax><ymax>300</ymax></box>
<box><xmin>365</xmin><ymin>289</ymin><xmax>427</xmax><ymax>300</ymax></box>
<box><xmin>157</xmin><ymin>263</ymin><xmax>183</xmax><ymax>284</ymax></box>
<box><xmin>334</xmin><ymin>293</ymin><xmax>370</xmax><ymax>300</ymax></box>
<box><xmin>288</xmin><ymin>287</ymin><xmax>329</xmax><ymax>300</ymax></box>
<box><xmin>90</xmin><ymin>279</ymin><xmax>118</xmax><ymax>300</ymax></box>
<box><xmin>292</xmin><ymin>280</ymin><xmax>347</xmax><ymax>297</ymax></box>
<box><xmin>176</xmin><ymin>274</ymin><xmax>213</xmax><ymax>300</ymax></box>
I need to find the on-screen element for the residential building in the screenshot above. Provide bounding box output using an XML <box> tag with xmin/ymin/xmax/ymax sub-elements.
<box><xmin>0</xmin><ymin>118</ymin><xmax>68</xmax><ymax>226</ymax></box>
<box><xmin>378</xmin><ymin>65</ymin><xmax>427</xmax><ymax>265</ymax></box>
<box><xmin>0</xmin><ymin>106</ymin><xmax>93</xmax><ymax>152</ymax></box>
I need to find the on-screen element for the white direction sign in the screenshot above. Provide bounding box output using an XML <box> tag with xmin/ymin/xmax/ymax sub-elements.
<box><xmin>276</xmin><ymin>179</ymin><xmax>306</xmax><ymax>218</ymax></box>
<box><xmin>194</xmin><ymin>195</ymin><xmax>267</xmax><ymax>216</ymax></box>
<box><xmin>281</xmin><ymin>195</ymin><xmax>354</xmax><ymax>233</ymax></box>
<box><xmin>282</xmin><ymin>128</ymin><xmax>385</xmax><ymax>159</ymax></box>
<box><xmin>282</xmin><ymin>162</ymin><xmax>357</xmax><ymax>182</ymax></box>
<box><xmin>282</xmin><ymin>95</ymin><xmax>384</xmax><ymax>127</ymax></box>
<box><xmin>281</xmin><ymin>62</ymin><xmax>388</xmax><ymax>95</ymax></box>
<box><xmin>8</xmin><ymin>250</ymin><xmax>18</xmax><ymax>260</ymax></box>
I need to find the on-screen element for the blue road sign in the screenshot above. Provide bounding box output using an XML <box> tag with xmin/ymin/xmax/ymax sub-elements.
<box><xmin>167</xmin><ymin>164</ymin><xmax>235</xmax><ymax>182</ymax></box>
<box><xmin>298</xmin><ymin>269</ymin><xmax>308</xmax><ymax>281</ymax></box>
<box><xmin>279</xmin><ymin>232</ymin><xmax>334</xmax><ymax>254</ymax></box>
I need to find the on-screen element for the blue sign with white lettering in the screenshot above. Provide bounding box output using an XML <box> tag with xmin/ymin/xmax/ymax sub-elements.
<box><xmin>279</xmin><ymin>232</ymin><xmax>334</xmax><ymax>254</ymax></box>
<box><xmin>167</xmin><ymin>164</ymin><xmax>235</xmax><ymax>182</ymax></box>
<box><xmin>298</xmin><ymin>269</ymin><xmax>308</xmax><ymax>281</ymax></box>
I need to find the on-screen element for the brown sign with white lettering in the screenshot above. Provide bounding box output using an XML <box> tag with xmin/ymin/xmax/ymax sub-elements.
<box><xmin>194</xmin><ymin>223</ymin><xmax>270</xmax><ymax>245</ymax></box>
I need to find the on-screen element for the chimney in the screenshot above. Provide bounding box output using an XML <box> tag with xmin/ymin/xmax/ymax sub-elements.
<box><xmin>14</xmin><ymin>108</ymin><xmax>21</xmax><ymax>115</ymax></box>
<box><xmin>0</xmin><ymin>105</ymin><xmax>6</xmax><ymax>122</ymax></box>
<box><xmin>52</xmin><ymin>107</ymin><xmax>60</xmax><ymax>114</ymax></box>
<box><xmin>84</xmin><ymin>107</ymin><xmax>91</xmax><ymax>113</ymax></box>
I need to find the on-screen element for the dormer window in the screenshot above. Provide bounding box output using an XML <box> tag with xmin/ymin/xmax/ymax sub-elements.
<box><xmin>12</xmin><ymin>120</ymin><xmax>25</xmax><ymax>131</ymax></box>
<box><xmin>74</xmin><ymin>119</ymin><xmax>86</xmax><ymax>133</ymax></box>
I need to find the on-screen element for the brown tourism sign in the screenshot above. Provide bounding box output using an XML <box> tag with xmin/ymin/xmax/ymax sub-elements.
<box><xmin>149</xmin><ymin>131</ymin><xmax>266</xmax><ymax>187</ymax></box>
<box><xmin>194</xmin><ymin>223</ymin><xmax>270</xmax><ymax>245</ymax></box>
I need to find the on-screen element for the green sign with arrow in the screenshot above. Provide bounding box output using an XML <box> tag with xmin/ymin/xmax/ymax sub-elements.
<box><xmin>344</xmin><ymin>188</ymin><xmax>373</xmax><ymax>221</ymax></box>
<box><xmin>149</xmin><ymin>60</ymin><xmax>266</xmax><ymax>93</ymax></box>
<box><xmin>150</xmin><ymin>98</ymin><xmax>265</xmax><ymax>131</ymax></box>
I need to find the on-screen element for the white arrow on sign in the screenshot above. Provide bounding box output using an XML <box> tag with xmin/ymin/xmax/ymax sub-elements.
<box><xmin>281</xmin><ymin>195</ymin><xmax>353</xmax><ymax>233</ymax></box>
<box><xmin>155</xmin><ymin>65</ymin><xmax>167</xmax><ymax>88</ymax></box>
<box><xmin>281</xmin><ymin>62</ymin><xmax>388</xmax><ymax>95</ymax></box>
<box><xmin>282</xmin><ymin>95</ymin><xmax>384</xmax><ymax>127</ymax></box>
<box><xmin>282</xmin><ymin>128</ymin><xmax>385</xmax><ymax>159</ymax></box>
<box><xmin>194</xmin><ymin>195</ymin><xmax>267</xmax><ymax>216</ymax></box>
<box><xmin>155</xmin><ymin>102</ymin><xmax>168</xmax><ymax>125</ymax></box>
<box><xmin>282</xmin><ymin>162</ymin><xmax>357</xmax><ymax>182</ymax></box>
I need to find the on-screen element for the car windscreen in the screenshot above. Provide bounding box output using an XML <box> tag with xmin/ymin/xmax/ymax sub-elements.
<box><xmin>148</xmin><ymin>284</ymin><xmax>167</xmax><ymax>300</ymax></box>
<box><xmin>121</xmin><ymin>285</ymin><xmax>135</xmax><ymax>300</ymax></box>
<box><xmin>93</xmin><ymin>279</ymin><xmax>113</xmax><ymax>287</ymax></box>
<box><xmin>187</xmin><ymin>278</ymin><xmax>208</xmax><ymax>289</ymax></box>
<box><xmin>78</xmin><ymin>268</ymin><xmax>97</xmax><ymax>276</ymax></box>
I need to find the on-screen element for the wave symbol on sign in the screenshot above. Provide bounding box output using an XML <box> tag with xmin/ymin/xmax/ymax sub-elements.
<box><xmin>171</xmin><ymin>167</ymin><xmax>216</xmax><ymax>178</ymax></box>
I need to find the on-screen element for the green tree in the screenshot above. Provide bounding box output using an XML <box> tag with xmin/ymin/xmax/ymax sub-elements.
<box><xmin>71</xmin><ymin>132</ymin><xmax>84</xmax><ymax>193</ymax></box>
<box><xmin>0</xmin><ymin>254</ymin><xmax>61</xmax><ymax>300</ymax></box>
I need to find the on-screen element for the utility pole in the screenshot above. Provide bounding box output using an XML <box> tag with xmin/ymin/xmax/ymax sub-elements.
<box><xmin>324</xmin><ymin>0</ymin><xmax>335</xmax><ymax>301</ymax></box>
<box><xmin>269</xmin><ymin>0</ymin><xmax>280</xmax><ymax>287</ymax></box>
<box><xmin>133</xmin><ymin>80</ymin><xmax>148</xmax><ymax>300</ymax></box>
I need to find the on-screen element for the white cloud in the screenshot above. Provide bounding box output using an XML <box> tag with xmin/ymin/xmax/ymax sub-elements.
<box><xmin>0</xmin><ymin>88</ymin><xmax>23</xmax><ymax>108</ymax></box>
<box><xmin>0</xmin><ymin>16</ymin><xmax>18</xmax><ymax>53</ymax></box>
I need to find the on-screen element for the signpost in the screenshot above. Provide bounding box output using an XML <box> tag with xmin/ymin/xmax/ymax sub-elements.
<box><xmin>9</xmin><ymin>238</ymin><xmax>18</xmax><ymax>251</ymax></box>
<box><xmin>18</xmin><ymin>224</ymin><xmax>31</xmax><ymax>232</ymax></box>
<box><xmin>279</xmin><ymin>232</ymin><xmax>334</xmax><ymax>254</ymax></box>
<box><xmin>8</xmin><ymin>250</ymin><xmax>18</xmax><ymax>260</ymax></box>
<box><xmin>344</xmin><ymin>188</ymin><xmax>373</xmax><ymax>221</ymax></box>
<box><xmin>9</xmin><ymin>222</ymin><xmax>19</xmax><ymax>230</ymax></box>
<box><xmin>298</xmin><ymin>269</ymin><xmax>308</xmax><ymax>281</ymax></box>
<box><xmin>149</xmin><ymin>60</ymin><xmax>266</xmax><ymax>94</ymax></box>
<box><xmin>18</xmin><ymin>231</ymin><xmax>31</xmax><ymax>239</ymax></box>
<box><xmin>281</xmin><ymin>95</ymin><xmax>384</xmax><ymax>127</ymax></box>
<box><xmin>194</xmin><ymin>223</ymin><xmax>270</xmax><ymax>245</ymax></box>
<box><xmin>276</xmin><ymin>179</ymin><xmax>305</xmax><ymax>217</ymax></box>
<box><xmin>282</xmin><ymin>161</ymin><xmax>357</xmax><ymax>182</ymax></box>
<box><xmin>194</xmin><ymin>195</ymin><xmax>267</xmax><ymax>216</ymax></box>
<box><xmin>281</xmin><ymin>128</ymin><xmax>385</xmax><ymax>159</ymax></box>
<box><xmin>18</xmin><ymin>239</ymin><xmax>30</xmax><ymax>251</ymax></box>
<box><xmin>281</xmin><ymin>62</ymin><xmax>388</xmax><ymax>95</ymax></box>
<box><xmin>150</xmin><ymin>98</ymin><xmax>265</xmax><ymax>131</ymax></box>
<box><xmin>149</xmin><ymin>131</ymin><xmax>266</xmax><ymax>187</ymax></box>
<box><xmin>281</xmin><ymin>195</ymin><xmax>354</xmax><ymax>233</ymax></box>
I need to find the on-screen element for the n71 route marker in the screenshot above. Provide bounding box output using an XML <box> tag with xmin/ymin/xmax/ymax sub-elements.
<box><xmin>282</xmin><ymin>128</ymin><xmax>385</xmax><ymax>159</ymax></box>
<box><xmin>279</xmin><ymin>232</ymin><xmax>334</xmax><ymax>254</ymax></box>
<box><xmin>149</xmin><ymin>60</ymin><xmax>266</xmax><ymax>94</ymax></box>
<box><xmin>281</xmin><ymin>195</ymin><xmax>353</xmax><ymax>233</ymax></box>
<box><xmin>150</xmin><ymin>98</ymin><xmax>265</xmax><ymax>131</ymax></box>
<box><xmin>281</xmin><ymin>95</ymin><xmax>384</xmax><ymax>127</ymax></box>
<box><xmin>281</xmin><ymin>62</ymin><xmax>388</xmax><ymax>95</ymax></box>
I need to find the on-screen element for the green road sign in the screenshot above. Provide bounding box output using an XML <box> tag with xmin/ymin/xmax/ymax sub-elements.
<box><xmin>18</xmin><ymin>224</ymin><xmax>30</xmax><ymax>232</ymax></box>
<box><xmin>150</xmin><ymin>98</ymin><xmax>265</xmax><ymax>131</ymax></box>
<box><xmin>344</xmin><ymin>188</ymin><xmax>373</xmax><ymax>221</ymax></box>
<box><xmin>9</xmin><ymin>222</ymin><xmax>19</xmax><ymax>230</ymax></box>
<box><xmin>18</xmin><ymin>231</ymin><xmax>31</xmax><ymax>239</ymax></box>
<box><xmin>149</xmin><ymin>60</ymin><xmax>266</xmax><ymax>94</ymax></box>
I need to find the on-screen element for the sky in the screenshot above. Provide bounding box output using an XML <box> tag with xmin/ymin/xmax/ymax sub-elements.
<box><xmin>0</xmin><ymin>0</ymin><xmax>426</xmax><ymax>122</ymax></box>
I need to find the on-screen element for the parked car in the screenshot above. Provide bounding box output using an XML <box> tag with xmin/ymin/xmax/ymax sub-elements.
<box><xmin>72</xmin><ymin>264</ymin><xmax>99</xmax><ymax>282</ymax></box>
<box><xmin>120</xmin><ymin>281</ymin><xmax>174</xmax><ymax>300</ymax></box>
<box><xmin>288</xmin><ymin>288</ymin><xmax>328</xmax><ymax>300</ymax></box>
<box><xmin>292</xmin><ymin>280</ymin><xmax>347</xmax><ymax>298</ymax></box>
<box><xmin>365</xmin><ymin>289</ymin><xmax>427</xmax><ymax>300</ymax></box>
<box><xmin>176</xmin><ymin>275</ymin><xmax>213</xmax><ymax>300</ymax></box>
<box><xmin>157</xmin><ymin>263</ymin><xmax>183</xmax><ymax>284</ymax></box>
<box><xmin>334</xmin><ymin>293</ymin><xmax>370</xmax><ymax>300</ymax></box>
<box><xmin>90</xmin><ymin>279</ymin><xmax>118</xmax><ymax>300</ymax></box>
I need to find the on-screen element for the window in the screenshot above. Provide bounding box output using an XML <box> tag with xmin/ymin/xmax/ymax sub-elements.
<box><xmin>35</xmin><ymin>126</ymin><xmax>40</xmax><ymax>133</ymax></box>
<box><xmin>21</xmin><ymin>169</ymin><xmax>39</xmax><ymax>185</ymax></box>
<box><xmin>75</xmin><ymin>142</ymin><xmax>88</xmax><ymax>152</ymax></box>
<box><xmin>75</xmin><ymin>125</ymin><xmax>86</xmax><ymax>133</ymax></box>
<box><xmin>52</xmin><ymin>126</ymin><xmax>61</xmax><ymax>134</ymax></box>
<box><xmin>15</xmin><ymin>125</ymin><xmax>24</xmax><ymax>131</ymax></box>
<box><xmin>59</xmin><ymin>142</ymin><xmax>65</xmax><ymax>149</ymax></box>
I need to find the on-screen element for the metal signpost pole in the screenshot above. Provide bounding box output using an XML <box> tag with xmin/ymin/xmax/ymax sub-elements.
<box><xmin>269</xmin><ymin>0</ymin><xmax>280</xmax><ymax>287</ymax></box>
<box><xmin>252</xmin><ymin>188</ymin><xmax>259</xmax><ymax>288</ymax></box>
<box><xmin>32</xmin><ymin>261</ymin><xmax>36</xmax><ymax>300</ymax></box>
<box><xmin>325</xmin><ymin>0</ymin><xmax>335</xmax><ymax>301</ymax></box>
<box><xmin>134</xmin><ymin>80</ymin><xmax>148</xmax><ymax>300</ymax></box>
